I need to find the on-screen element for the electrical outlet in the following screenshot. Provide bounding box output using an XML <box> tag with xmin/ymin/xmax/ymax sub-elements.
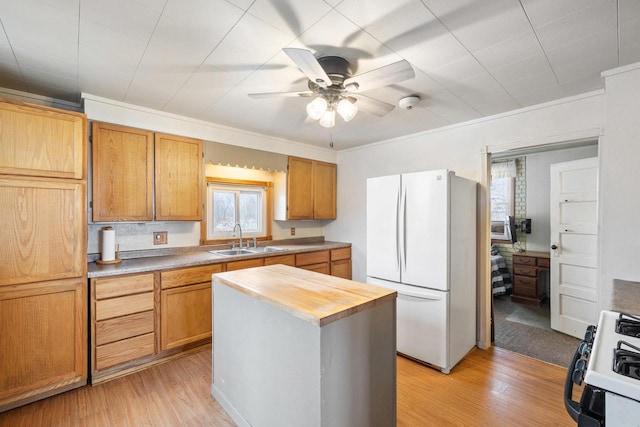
<box><xmin>290</xmin><ymin>227</ymin><xmax>295</xmax><ymax>236</ymax></box>
<box><xmin>153</xmin><ymin>231</ymin><xmax>168</xmax><ymax>245</ymax></box>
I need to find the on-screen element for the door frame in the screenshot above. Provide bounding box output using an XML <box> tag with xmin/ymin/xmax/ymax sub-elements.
<box><xmin>477</xmin><ymin>129</ymin><xmax>601</xmax><ymax>350</ymax></box>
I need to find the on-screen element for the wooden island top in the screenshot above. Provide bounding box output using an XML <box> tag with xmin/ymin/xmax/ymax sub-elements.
<box><xmin>213</xmin><ymin>264</ymin><xmax>396</xmax><ymax>327</ymax></box>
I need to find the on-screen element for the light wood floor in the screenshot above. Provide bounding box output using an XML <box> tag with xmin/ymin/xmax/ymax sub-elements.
<box><xmin>0</xmin><ymin>347</ymin><xmax>576</xmax><ymax>426</ymax></box>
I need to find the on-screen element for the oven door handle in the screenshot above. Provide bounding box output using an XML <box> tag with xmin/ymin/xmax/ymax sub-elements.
<box><xmin>564</xmin><ymin>344</ymin><xmax>582</xmax><ymax>422</ymax></box>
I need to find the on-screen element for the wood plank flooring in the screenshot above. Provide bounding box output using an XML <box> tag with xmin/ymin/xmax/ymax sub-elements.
<box><xmin>0</xmin><ymin>347</ymin><xmax>577</xmax><ymax>426</ymax></box>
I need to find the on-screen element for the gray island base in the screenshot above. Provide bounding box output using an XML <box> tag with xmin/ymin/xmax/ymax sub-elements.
<box><xmin>211</xmin><ymin>264</ymin><xmax>397</xmax><ymax>427</ymax></box>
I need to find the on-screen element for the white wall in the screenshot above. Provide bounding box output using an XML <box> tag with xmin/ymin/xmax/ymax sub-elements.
<box><xmin>599</xmin><ymin>63</ymin><xmax>640</xmax><ymax>308</ymax></box>
<box><xmin>524</xmin><ymin>144</ymin><xmax>599</xmax><ymax>252</ymax></box>
<box><xmin>326</xmin><ymin>91</ymin><xmax>604</xmax><ymax>285</ymax></box>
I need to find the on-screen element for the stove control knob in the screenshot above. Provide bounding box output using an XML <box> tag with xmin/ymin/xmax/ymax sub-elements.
<box><xmin>572</xmin><ymin>359</ymin><xmax>587</xmax><ymax>385</ymax></box>
<box><xmin>578</xmin><ymin>341</ymin><xmax>592</xmax><ymax>357</ymax></box>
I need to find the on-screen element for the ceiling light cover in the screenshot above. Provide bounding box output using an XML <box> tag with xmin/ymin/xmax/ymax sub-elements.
<box><xmin>319</xmin><ymin>109</ymin><xmax>335</xmax><ymax>128</ymax></box>
<box><xmin>306</xmin><ymin>97</ymin><xmax>327</xmax><ymax>120</ymax></box>
<box><xmin>337</xmin><ymin>98</ymin><xmax>358</xmax><ymax>122</ymax></box>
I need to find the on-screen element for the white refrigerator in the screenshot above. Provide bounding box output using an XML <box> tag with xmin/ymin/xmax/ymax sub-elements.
<box><xmin>366</xmin><ymin>169</ymin><xmax>476</xmax><ymax>373</ymax></box>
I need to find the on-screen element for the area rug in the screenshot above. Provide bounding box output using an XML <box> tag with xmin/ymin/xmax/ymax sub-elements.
<box><xmin>493</xmin><ymin>295</ymin><xmax>580</xmax><ymax>367</ymax></box>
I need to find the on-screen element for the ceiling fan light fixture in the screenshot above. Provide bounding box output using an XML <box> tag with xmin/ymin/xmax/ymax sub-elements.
<box><xmin>319</xmin><ymin>109</ymin><xmax>336</xmax><ymax>128</ymax></box>
<box><xmin>337</xmin><ymin>97</ymin><xmax>358</xmax><ymax>122</ymax></box>
<box><xmin>306</xmin><ymin>97</ymin><xmax>327</xmax><ymax>120</ymax></box>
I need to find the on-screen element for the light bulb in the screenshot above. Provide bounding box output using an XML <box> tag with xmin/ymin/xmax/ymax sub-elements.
<box><xmin>306</xmin><ymin>97</ymin><xmax>327</xmax><ymax>120</ymax></box>
<box><xmin>336</xmin><ymin>97</ymin><xmax>358</xmax><ymax>122</ymax></box>
<box><xmin>319</xmin><ymin>109</ymin><xmax>335</xmax><ymax>128</ymax></box>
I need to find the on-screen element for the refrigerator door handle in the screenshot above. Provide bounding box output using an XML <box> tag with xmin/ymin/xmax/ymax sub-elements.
<box><xmin>395</xmin><ymin>186</ymin><xmax>401</xmax><ymax>272</ymax></box>
<box><xmin>400</xmin><ymin>185</ymin><xmax>407</xmax><ymax>272</ymax></box>
<box><xmin>398</xmin><ymin>289</ymin><xmax>445</xmax><ymax>301</ymax></box>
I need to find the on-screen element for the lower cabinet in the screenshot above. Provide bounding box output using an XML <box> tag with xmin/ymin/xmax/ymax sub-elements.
<box><xmin>296</xmin><ymin>250</ymin><xmax>330</xmax><ymax>275</ymax></box>
<box><xmin>330</xmin><ymin>247</ymin><xmax>352</xmax><ymax>279</ymax></box>
<box><xmin>87</xmin><ymin>246</ymin><xmax>352</xmax><ymax>384</ymax></box>
<box><xmin>92</xmin><ymin>273</ymin><xmax>155</xmax><ymax>375</ymax></box>
<box><xmin>0</xmin><ymin>278</ymin><xmax>87</xmax><ymax>411</ymax></box>
<box><xmin>160</xmin><ymin>283</ymin><xmax>212</xmax><ymax>351</ymax></box>
<box><xmin>159</xmin><ymin>264</ymin><xmax>223</xmax><ymax>351</ymax></box>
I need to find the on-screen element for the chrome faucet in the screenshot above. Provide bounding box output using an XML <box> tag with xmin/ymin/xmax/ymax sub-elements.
<box><xmin>232</xmin><ymin>222</ymin><xmax>243</xmax><ymax>249</ymax></box>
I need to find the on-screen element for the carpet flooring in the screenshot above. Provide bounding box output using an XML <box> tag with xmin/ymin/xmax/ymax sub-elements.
<box><xmin>493</xmin><ymin>295</ymin><xmax>580</xmax><ymax>367</ymax></box>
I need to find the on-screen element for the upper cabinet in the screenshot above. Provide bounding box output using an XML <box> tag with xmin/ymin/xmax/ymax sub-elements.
<box><xmin>91</xmin><ymin>123</ymin><xmax>203</xmax><ymax>222</ymax></box>
<box><xmin>0</xmin><ymin>99</ymin><xmax>85</xmax><ymax>179</ymax></box>
<box><xmin>154</xmin><ymin>133</ymin><xmax>203</xmax><ymax>221</ymax></box>
<box><xmin>92</xmin><ymin>122</ymin><xmax>154</xmax><ymax>222</ymax></box>
<box><xmin>275</xmin><ymin>156</ymin><xmax>337</xmax><ymax>220</ymax></box>
<box><xmin>312</xmin><ymin>160</ymin><xmax>337</xmax><ymax>220</ymax></box>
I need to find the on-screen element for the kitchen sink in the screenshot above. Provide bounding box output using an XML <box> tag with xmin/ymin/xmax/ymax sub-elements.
<box><xmin>211</xmin><ymin>249</ymin><xmax>254</xmax><ymax>256</ymax></box>
<box><xmin>247</xmin><ymin>247</ymin><xmax>286</xmax><ymax>253</ymax></box>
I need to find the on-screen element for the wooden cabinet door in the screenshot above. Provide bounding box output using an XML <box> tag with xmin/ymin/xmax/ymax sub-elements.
<box><xmin>331</xmin><ymin>259</ymin><xmax>352</xmax><ymax>279</ymax></box>
<box><xmin>92</xmin><ymin>122</ymin><xmax>154</xmax><ymax>222</ymax></box>
<box><xmin>286</xmin><ymin>157</ymin><xmax>314</xmax><ymax>219</ymax></box>
<box><xmin>0</xmin><ymin>278</ymin><xmax>86</xmax><ymax>410</ymax></box>
<box><xmin>161</xmin><ymin>282</ymin><xmax>212</xmax><ymax>351</ymax></box>
<box><xmin>0</xmin><ymin>177</ymin><xmax>86</xmax><ymax>286</ymax></box>
<box><xmin>155</xmin><ymin>133</ymin><xmax>203</xmax><ymax>221</ymax></box>
<box><xmin>0</xmin><ymin>100</ymin><xmax>86</xmax><ymax>179</ymax></box>
<box><xmin>313</xmin><ymin>161</ymin><xmax>336</xmax><ymax>219</ymax></box>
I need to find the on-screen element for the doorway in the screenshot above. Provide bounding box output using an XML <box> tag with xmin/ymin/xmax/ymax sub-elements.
<box><xmin>488</xmin><ymin>140</ymin><xmax>598</xmax><ymax>366</ymax></box>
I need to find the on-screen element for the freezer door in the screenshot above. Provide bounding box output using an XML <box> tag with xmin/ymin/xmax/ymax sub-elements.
<box><xmin>367</xmin><ymin>277</ymin><xmax>448</xmax><ymax>371</ymax></box>
<box><xmin>366</xmin><ymin>174</ymin><xmax>401</xmax><ymax>282</ymax></box>
<box><xmin>401</xmin><ymin>170</ymin><xmax>450</xmax><ymax>290</ymax></box>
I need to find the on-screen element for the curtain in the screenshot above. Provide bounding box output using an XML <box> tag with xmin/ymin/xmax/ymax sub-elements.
<box><xmin>491</xmin><ymin>160</ymin><xmax>516</xmax><ymax>178</ymax></box>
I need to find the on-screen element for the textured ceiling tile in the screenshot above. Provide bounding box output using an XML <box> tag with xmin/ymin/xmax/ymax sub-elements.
<box><xmin>426</xmin><ymin>0</ymin><xmax>532</xmax><ymax>53</ymax></box>
<box><xmin>247</xmin><ymin>0</ymin><xmax>332</xmax><ymax>37</ymax></box>
<box><xmin>80</xmin><ymin>0</ymin><xmax>162</xmax><ymax>41</ymax></box>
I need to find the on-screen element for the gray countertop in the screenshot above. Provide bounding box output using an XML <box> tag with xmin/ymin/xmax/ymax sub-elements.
<box><xmin>87</xmin><ymin>239</ymin><xmax>350</xmax><ymax>278</ymax></box>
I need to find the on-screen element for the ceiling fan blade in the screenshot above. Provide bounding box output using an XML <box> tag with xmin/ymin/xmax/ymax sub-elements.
<box><xmin>283</xmin><ymin>48</ymin><xmax>332</xmax><ymax>88</ymax></box>
<box><xmin>248</xmin><ymin>91</ymin><xmax>314</xmax><ymax>99</ymax></box>
<box><xmin>344</xmin><ymin>60</ymin><xmax>414</xmax><ymax>93</ymax></box>
<box><xmin>352</xmin><ymin>94</ymin><xmax>395</xmax><ymax>117</ymax></box>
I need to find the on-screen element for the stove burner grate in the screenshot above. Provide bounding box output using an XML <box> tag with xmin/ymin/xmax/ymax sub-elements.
<box><xmin>613</xmin><ymin>340</ymin><xmax>640</xmax><ymax>380</ymax></box>
<box><xmin>615</xmin><ymin>313</ymin><xmax>640</xmax><ymax>338</ymax></box>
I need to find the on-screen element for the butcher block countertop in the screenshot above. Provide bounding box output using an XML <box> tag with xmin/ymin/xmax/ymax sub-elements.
<box><xmin>213</xmin><ymin>264</ymin><xmax>396</xmax><ymax>327</ymax></box>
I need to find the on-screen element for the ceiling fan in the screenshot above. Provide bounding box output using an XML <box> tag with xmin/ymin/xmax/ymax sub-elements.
<box><xmin>249</xmin><ymin>48</ymin><xmax>415</xmax><ymax>128</ymax></box>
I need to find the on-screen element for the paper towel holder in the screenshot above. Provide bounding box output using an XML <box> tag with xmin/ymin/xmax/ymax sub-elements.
<box><xmin>96</xmin><ymin>227</ymin><xmax>121</xmax><ymax>265</ymax></box>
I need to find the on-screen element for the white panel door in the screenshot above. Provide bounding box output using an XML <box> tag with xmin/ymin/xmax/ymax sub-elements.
<box><xmin>401</xmin><ymin>170</ymin><xmax>449</xmax><ymax>290</ymax></box>
<box><xmin>550</xmin><ymin>157</ymin><xmax>599</xmax><ymax>338</ymax></box>
<box><xmin>366</xmin><ymin>175</ymin><xmax>401</xmax><ymax>282</ymax></box>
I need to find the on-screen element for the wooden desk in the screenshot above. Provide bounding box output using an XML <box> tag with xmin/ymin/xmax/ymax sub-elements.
<box><xmin>511</xmin><ymin>251</ymin><xmax>550</xmax><ymax>306</ymax></box>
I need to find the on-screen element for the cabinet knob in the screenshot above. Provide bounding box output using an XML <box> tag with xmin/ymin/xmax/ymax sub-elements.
<box><xmin>550</xmin><ymin>244</ymin><xmax>558</xmax><ymax>250</ymax></box>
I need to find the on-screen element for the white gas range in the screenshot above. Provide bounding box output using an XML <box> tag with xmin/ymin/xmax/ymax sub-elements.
<box><xmin>565</xmin><ymin>310</ymin><xmax>640</xmax><ymax>426</ymax></box>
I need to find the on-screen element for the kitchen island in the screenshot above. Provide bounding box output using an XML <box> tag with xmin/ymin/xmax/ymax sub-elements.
<box><xmin>211</xmin><ymin>264</ymin><xmax>397</xmax><ymax>427</ymax></box>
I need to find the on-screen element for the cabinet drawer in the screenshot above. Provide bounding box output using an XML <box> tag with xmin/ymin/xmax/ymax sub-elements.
<box><xmin>330</xmin><ymin>247</ymin><xmax>351</xmax><ymax>261</ymax></box>
<box><xmin>514</xmin><ymin>275</ymin><xmax>537</xmax><ymax>287</ymax></box>
<box><xmin>226</xmin><ymin>258</ymin><xmax>264</xmax><ymax>271</ymax></box>
<box><xmin>298</xmin><ymin>262</ymin><xmax>330</xmax><ymax>275</ymax></box>
<box><xmin>95</xmin><ymin>332</ymin><xmax>155</xmax><ymax>371</ymax></box>
<box><xmin>513</xmin><ymin>255</ymin><xmax>536</xmax><ymax>266</ymax></box>
<box><xmin>514</xmin><ymin>265</ymin><xmax>537</xmax><ymax>276</ymax></box>
<box><xmin>94</xmin><ymin>273</ymin><xmax>154</xmax><ymax>300</ymax></box>
<box><xmin>264</xmin><ymin>254</ymin><xmax>296</xmax><ymax>266</ymax></box>
<box><xmin>161</xmin><ymin>264</ymin><xmax>224</xmax><ymax>289</ymax></box>
<box><xmin>96</xmin><ymin>292</ymin><xmax>154</xmax><ymax>321</ymax></box>
<box><xmin>96</xmin><ymin>310</ymin><xmax>154</xmax><ymax>346</ymax></box>
<box><xmin>514</xmin><ymin>280</ymin><xmax>538</xmax><ymax>298</ymax></box>
<box><xmin>296</xmin><ymin>250</ymin><xmax>330</xmax><ymax>266</ymax></box>
<box><xmin>538</xmin><ymin>258</ymin><xmax>550</xmax><ymax>268</ymax></box>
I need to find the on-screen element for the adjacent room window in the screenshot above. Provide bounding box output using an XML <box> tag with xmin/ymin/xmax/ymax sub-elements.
<box><xmin>490</xmin><ymin>160</ymin><xmax>516</xmax><ymax>241</ymax></box>
<box><xmin>206</xmin><ymin>180</ymin><xmax>269</xmax><ymax>242</ymax></box>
